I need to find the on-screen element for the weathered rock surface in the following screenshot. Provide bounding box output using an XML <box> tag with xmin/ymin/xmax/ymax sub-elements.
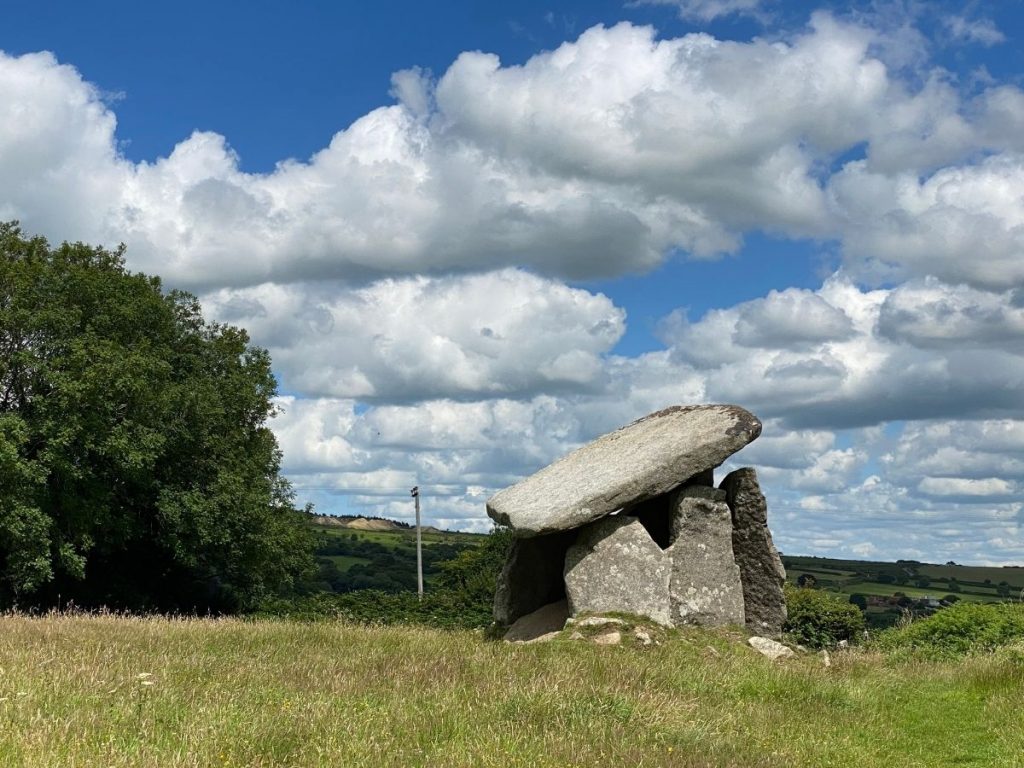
<box><xmin>721</xmin><ymin>468</ymin><xmax>787</xmax><ymax>637</ymax></box>
<box><xmin>493</xmin><ymin>531</ymin><xmax>576</xmax><ymax>625</ymax></box>
<box><xmin>629</xmin><ymin>469</ymin><xmax>715</xmax><ymax>549</ymax></box>
<box><xmin>564</xmin><ymin>517</ymin><xmax>672</xmax><ymax>626</ymax></box>
<box><xmin>748</xmin><ymin>636</ymin><xmax>795</xmax><ymax>660</ymax></box>
<box><xmin>503</xmin><ymin>599</ymin><xmax>570</xmax><ymax>643</ymax></box>
<box><xmin>486</xmin><ymin>405</ymin><xmax>762</xmax><ymax>536</ymax></box>
<box><xmin>667</xmin><ymin>487</ymin><xmax>745</xmax><ymax>627</ymax></box>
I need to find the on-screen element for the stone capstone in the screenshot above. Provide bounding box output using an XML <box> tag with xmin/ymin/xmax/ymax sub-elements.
<box><xmin>721</xmin><ymin>468</ymin><xmax>787</xmax><ymax>638</ymax></box>
<box><xmin>486</xmin><ymin>405</ymin><xmax>762</xmax><ymax>536</ymax></box>
<box><xmin>667</xmin><ymin>486</ymin><xmax>745</xmax><ymax>628</ymax></box>
<box><xmin>563</xmin><ymin>517</ymin><xmax>671</xmax><ymax>626</ymax></box>
<box><xmin>493</xmin><ymin>531</ymin><xmax>576</xmax><ymax>626</ymax></box>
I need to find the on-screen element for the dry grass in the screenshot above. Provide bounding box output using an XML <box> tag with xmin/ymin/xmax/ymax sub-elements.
<box><xmin>1</xmin><ymin>613</ymin><xmax>1022</xmax><ymax>767</ymax></box>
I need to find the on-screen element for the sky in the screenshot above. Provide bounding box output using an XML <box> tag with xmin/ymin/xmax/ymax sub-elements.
<box><xmin>2</xmin><ymin>0</ymin><xmax>1023</xmax><ymax>564</ymax></box>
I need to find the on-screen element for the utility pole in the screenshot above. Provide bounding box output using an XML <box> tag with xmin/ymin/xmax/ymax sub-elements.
<box><xmin>411</xmin><ymin>485</ymin><xmax>423</xmax><ymax>599</ymax></box>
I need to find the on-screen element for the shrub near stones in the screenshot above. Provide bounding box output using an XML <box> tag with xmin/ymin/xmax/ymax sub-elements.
<box><xmin>782</xmin><ymin>585</ymin><xmax>865</xmax><ymax>649</ymax></box>
<box><xmin>873</xmin><ymin>602</ymin><xmax>1024</xmax><ymax>658</ymax></box>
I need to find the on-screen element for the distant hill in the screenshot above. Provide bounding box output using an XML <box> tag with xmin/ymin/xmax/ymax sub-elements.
<box><xmin>307</xmin><ymin>513</ymin><xmax>444</xmax><ymax>535</ymax></box>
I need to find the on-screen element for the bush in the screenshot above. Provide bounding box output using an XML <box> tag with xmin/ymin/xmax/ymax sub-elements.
<box><xmin>783</xmin><ymin>584</ymin><xmax>865</xmax><ymax>648</ymax></box>
<box><xmin>873</xmin><ymin>601</ymin><xmax>1024</xmax><ymax>658</ymax></box>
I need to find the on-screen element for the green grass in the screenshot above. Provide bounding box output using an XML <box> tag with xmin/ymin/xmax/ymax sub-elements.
<box><xmin>1</xmin><ymin>614</ymin><xmax>1023</xmax><ymax>767</ymax></box>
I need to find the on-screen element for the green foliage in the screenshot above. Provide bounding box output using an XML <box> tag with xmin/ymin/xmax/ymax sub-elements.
<box><xmin>434</xmin><ymin>525</ymin><xmax>514</xmax><ymax>604</ymax></box>
<box><xmin>309</xmin><ymin>529</ymin><xmax>474</xmax><ymax>594</ymax></box>
<box><xmin>267</xmin><ymin>526</ymin><xmax>514</xmax><ymax>629</ymax></box>
<box><xmin>783</xmin><ymin>584</ymin><xmax>865</xmax><ymax>648</ymax></box>
<box><xmin>0</xmin><ymin>222</ymin><xmax>314</xmax><ymax>611</ymax></box>
<box><xmin>874</xmin><ymin>602</ymin><xmax>1024</xmax><ymax>658</ymax></box>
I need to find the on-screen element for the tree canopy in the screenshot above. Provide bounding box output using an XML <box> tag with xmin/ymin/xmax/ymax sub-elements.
<box><xmin>0</xmin><ymin>223</ymin><xmax>314</xmax><ymax>612</ymax></box>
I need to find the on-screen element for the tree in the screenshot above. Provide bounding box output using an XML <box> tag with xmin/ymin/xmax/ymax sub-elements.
<box><xmin>0</xmin><ymin>223</ymin><xmax>314</xmax><ymax>611</ymax></box>
<box><xmin>796</xmin><ymin>573</ymin><xmax>817</xmax><ymax>588</ymax></box>
<box><xmin>435</xmin><ymin>526</ymin><xmax>514</xmax><ymax>607</ymax></box>
<box><xmin>849</xmin><ymin>593</ymin><xmax>868</xmax><ymax>610</ymax></box>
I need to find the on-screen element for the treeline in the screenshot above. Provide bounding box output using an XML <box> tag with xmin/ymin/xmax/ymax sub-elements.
<box><xmin>0</xmin><ymin>223</ymin><xmax>315</xmax><ymax>613</ymax></box>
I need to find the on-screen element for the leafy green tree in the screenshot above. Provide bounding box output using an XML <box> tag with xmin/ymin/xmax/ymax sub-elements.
<box><xmin>435</xmin><ymin>525</ymin><xmax>514</xmax><ymax>607</ymax></box>
<box><xmin>0</xmin><ymin>223</ymin><xmax>314</xmax><ymax>611</ymax></box>
<box><xmin>796</xmin><ymin>573</ymin><xmax>817</xmax><ymax>588</ymax></box>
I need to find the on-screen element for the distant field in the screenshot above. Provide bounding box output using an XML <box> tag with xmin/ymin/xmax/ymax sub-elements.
<box><xmin>2</xmin><ymin>613</ymin><xmax>1023</xmax><ymax>767</ymax></box>
<box><xmin>836</xmin><ymin>582</ymin><xmax>991</xmax><ymax>602</ymax></box>
<box><xmin>783</xmin><ymin>555</ymin><xmax>1023</xmax><ymax>606</ymax></box>
<box><xmin>311</xmin><ymin>524</ymin><xmax>483</xmax><ymax>549</ymax></box>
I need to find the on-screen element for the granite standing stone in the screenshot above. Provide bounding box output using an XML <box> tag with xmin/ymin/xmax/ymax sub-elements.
<box><xmin>721</xmin><ymin>467</ymin><xmax>787</xmax><ymax>637</ymax></box>
<box><xmin>629</xmin><ymin>469</ymin><xmax>715</xmax><ymax>548</ymax></box>
<box><xmin>487</xmin><ymin>405</ymin><xmax>762</xmax><ymax>536</ymax></box>
<box><xmin>667</xmin><ymin>486</ymin><xmax>745</xmax><ymax>627</ymax></box>
<box><xmin>563</xmin><ymin>516</ymin><xmax>672</xmax><ymax>626</ymax></box>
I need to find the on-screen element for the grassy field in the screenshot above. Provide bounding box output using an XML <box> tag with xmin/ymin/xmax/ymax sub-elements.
<box><xmin>310</xmin><ymin>524</ymin><xmax>483</xmax><ymax>549</ymax></box>
<box><xmin>843</xmin><ymin>582</ymin><xmax>992</xmax><ymax>602</ymax></box>
<box><xmin>2</xmin><ymin>614</ymin><xmax>1023</xmax><ymax>767</ymax></box>
<box><xmin>783</xmin><ymin>555</ymin><xmax>1024</xmax><ymax>606</ymax></box>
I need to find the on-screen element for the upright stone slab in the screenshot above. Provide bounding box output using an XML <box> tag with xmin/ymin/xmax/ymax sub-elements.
<box><xmin>493</xmin><ymin>530</ymin><xmax>576</xmax><ymax>626</ymax></box>
<box><xmin>721</xmin><ymin>467</ymin><xmax>787</xmax><ymax>637</ymax></box>
<box><xmin>667</xmin><ymin>487</ymin><xmax>745</xmax><ymax>627</ymax></box>
<box><xmin>630</xmin><ymin>469</ymin><xmax>715</xmax><ymax>549</ymax></box>
<box><xmin>487</xmin><ymin>405</ymin><xmax>761</xmax><ymax>536</ymax></box>
<box><xmin>563</xmin><ymin>517</ymin><xmax>671</xmax><ymax>626</ymax></box>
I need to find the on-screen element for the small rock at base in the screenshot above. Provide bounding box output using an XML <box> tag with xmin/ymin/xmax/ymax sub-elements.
<box><xmin>575</xmin><ymin>616</ymin><xmax>626</xmax><ymax>628</ymax></box>
<box><xmin>503</xmin><ymin>599</ymin><xmax>570</xmax><ymax>643</ymax></box>
<box><xmin>593</xmin><ymin>630</ymin><xmax>623</xmax><ymax>646</ymax></box>
<box><xmin>747</xmin><ymin>636</ymin><xmax>796</xmax><ymax>660</ymax></box>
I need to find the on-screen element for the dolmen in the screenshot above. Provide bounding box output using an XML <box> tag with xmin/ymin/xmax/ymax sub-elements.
<box><xmin>487</xmin><ymin>404</ymin><xmax>787</xmax><ymax>639</ymax></box>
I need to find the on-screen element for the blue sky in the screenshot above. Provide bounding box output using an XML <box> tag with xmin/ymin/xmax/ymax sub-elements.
<box><xmin>2</xmin><ymin>0</ymin><xmax>1023</xmax><ymax>563</ymax></box>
